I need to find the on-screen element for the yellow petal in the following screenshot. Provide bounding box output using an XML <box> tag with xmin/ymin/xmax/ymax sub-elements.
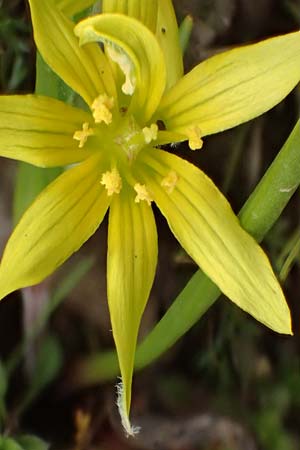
<box><xmin>102</xmin><ymin>0</ymin><xmax>158</xmax><ymax>33</ymax></box>
<box><xmin>156</xmin><ymin>0</ymin><xmax>183</xmax><ymax>89</ymax></box>
<box><xmin>0</xmin><ymin>95</ymin><xmax>94</xmax><ymax>167</ymax></box>
<box><xmin>0</xmin><ymin>155</ymin><xmax>110</xmax><ymax>299</ymax></box>
<box><xmin>74</xmin><ymin>13</ymin><xmax>166</xmax><ymax>122</ymax></box>
<box><xmin>28</xmin><ymin>0</ymin><xmax>116</xmax><ymax>107</ymax></box>
<box><xmin>158</xmin><ymin>31</ymin><xmax>300</xmax><ymax>136</ymax></box>
<box><xmin>107</xmin><ymin>187</ymin><xmax>157</xmax><ymax>435</ymax></box>
<box><xmin>56</xmin><ymin>0</ymin><xmax>95</xmax><ymax>17</ymax></box>
<box><xmin>138</xmin><ymin>149</ymin><xmax>291</xmax><ymax>334</ymax></box>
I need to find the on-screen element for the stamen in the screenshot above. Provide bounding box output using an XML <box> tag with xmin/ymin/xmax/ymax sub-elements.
<box><xmin>73</xmin><ymin>122</ymin><xmax>94</xmax><ymax>148</ymax></box>
<box><xmin>186</xmin><ymin>125</ymin><xmax>203</xmax><ymax>150</ymax></box>
<box><xmin>106</xmin><ymin>44</ymin><xmax>136</xmax><ymax>95</ymax></box>
<box><xmin>134</xmin><ymin>183</ymin><xmax>153</xmax><ymax>205</ymax></box>
<box><xmin>101</xmin><ymin>168</ymin><xmax>122</xmax><ymax>196</ymax></box>
<box><xmin>142</xmin><ymin>123</ymin><xmax>158</xmax><ymax>144</ymax></box>
<box><xmin>92</xmin><ymin>94</ymin><xmax>114</xmax><ymax>125</ymax></box>
<box><xmin>161</xmin><ymin>171</ymin><xmax>179</xmax><ymax>194</ymax></box>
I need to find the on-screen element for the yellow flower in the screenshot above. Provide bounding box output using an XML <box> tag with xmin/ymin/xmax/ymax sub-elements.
<box><xmin>0</xmin><ymin>0</ymin><xmax>300</xmax><ymax>435</ymax></box>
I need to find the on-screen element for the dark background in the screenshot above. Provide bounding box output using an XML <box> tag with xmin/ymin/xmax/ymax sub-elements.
<box><xmin>0</xmin><ymin>1</ymin><xmax>300</xmax><ymax>449</ymax></box>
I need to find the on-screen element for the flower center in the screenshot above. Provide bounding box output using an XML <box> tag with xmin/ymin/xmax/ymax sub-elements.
<box><xmin>113</xmin><ymin>117</ymin><xmax>158</xmax><ymax>162</ymax></box>
<box><xmin>73</xmin><ymin>110</ymin><xmax>158</xmax><ymax>203</ymax></box>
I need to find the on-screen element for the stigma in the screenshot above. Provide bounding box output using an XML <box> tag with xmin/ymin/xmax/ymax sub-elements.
<box><xmin>106</xmin><ymin>44</ymin><xmax>136</xmax><ymax>95</ymax></box>
<box><xmin>101</xmin><ymin>168</ymin><xmax>122</xmax><ymax>196</ymax></box>
<box><xmin>73</xmin><ymin>122</ymin><xmax>94</xmax><ymax>148</ymax></box>
<box><xmin>92</xmin><ymin>94</ymin><xmax>114</xmax><ymax>125</ymax></box>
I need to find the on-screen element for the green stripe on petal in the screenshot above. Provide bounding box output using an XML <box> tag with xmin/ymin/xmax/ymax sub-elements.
<box><xmin>107</xmin><ymin>187</ymin><xmax>157</xmax><ymax>435</ymax></box>
<box><xmin>74</xmin><ymin>13</ymin><xmax>166</xmax><ymax>122</ymax></box>
<box><xmin>138</xmin><ymin>149</ymin><xmax>291</xmax><ymax>334</ymax></box>
<box><xmin>28</xmin><ymin>0</ymin><xmax>116</xmax><ymax>107</ymax></box>
<box><xmin>102</xmin><ymin>0</ymin><xmax>158</xmax><ymax>32</ymax></box>
<box><xmin>0</xmin><ymin>95</ymin><xmax>94</xmax><ymax>167</ymax></box>
<box><xmin>156</xmin><ymin>0</ymin><xmax>183</xmax><ymax>89</ymax></box>
<box><xmin>0</xmin><ymin>155</ymin><xmax>110</xmax><ymax>299</ymax></box>
<box><xmin>158</xmin><ymin>31</ymin><xmax>300</xmax><ymax>136</ymax></box>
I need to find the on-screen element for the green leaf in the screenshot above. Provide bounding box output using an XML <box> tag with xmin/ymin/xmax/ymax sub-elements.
<box><xmin>1</xmin><ymin>437</ymin><xmax>23</xmax><ymax>450</ymax></box>
<box><xmin>16</xmin><ymin>435</ymin><xmax>49</xmax><ymax>450</ymax></box>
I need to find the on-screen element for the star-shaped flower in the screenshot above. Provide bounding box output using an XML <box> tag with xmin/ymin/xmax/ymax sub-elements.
<box><xmin>0</xmin><ymin>0</ymin><xmax>300</xmax><ymax>435</ymax></box>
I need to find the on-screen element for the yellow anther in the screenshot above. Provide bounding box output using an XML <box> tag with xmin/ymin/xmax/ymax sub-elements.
<box><xmin>142</xmin><ymin>123</ymin><xmax>158</xmax><ymax>144</ymax></box>
<box><xmin>101</xmin><ymin>168</ymin><xmax>122</xmax><ymax>196</ymax></box>
<box><xmin>73</xmin><ymin>122</ymin><xmax>94</xmax><ymax>148</ymax></box>
<box><xmin>106</xmin><ymin>44</ymin><xmax>136</xmax><ymax>95</ymax></box>
<box><xmin>92</xmin><ymin>94</ymin><xmax>114</xmax><ymax>125</ymax></box>
<box><xmin>134</xmin><ymin>183</ymin><xmax>153</xmax><ymax>206</ymax></box>
<box><xmin>161</xmin><ymin>171</ymin><xmax>179</xmax><ymax>194</ymax></box>
<box><xmin>186</xmin><ymin>125</ymin><xmax>203</xmax><ymax>150</ymax></box>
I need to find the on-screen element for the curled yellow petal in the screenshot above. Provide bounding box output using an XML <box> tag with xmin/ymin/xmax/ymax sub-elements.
<box><xmin>74</xmin><ymin>13</ymin><xmax>166</xmax><ymax>122</ymax></box>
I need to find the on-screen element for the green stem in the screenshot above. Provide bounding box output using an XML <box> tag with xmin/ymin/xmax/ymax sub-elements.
<box><xmin>74</xmin><ymin>119</ymin><xmax>300</xmax><ymax>386</ymax></box>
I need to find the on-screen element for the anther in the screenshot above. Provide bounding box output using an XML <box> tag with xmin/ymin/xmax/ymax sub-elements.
<box><xmin>134</xmin><ymin>183</ymin><xmax>153</xmax><ymax>205</ymax></box>
<box><xmin>186</xmin><ymin>125</ymin><xmax>203</xmax><ymax>150</ymax></box>
<box><xmin>142</xmin><ymin>123</ymin><xmax>158</xmax><ymax>144</ymax></box>
<box><xmin>92</xmin><ymin>94</ymin><xmax>114</xmax><ymax>125</ymax></box>
<box><xmin>161</xmin><ymin>171</ymin><xmax>179</xmax><ymax>194</ymax></box>
<box><xmin>101</xmin><ymin>168</ymin><xmax>122</xmax><ymax>195</ymax></box>
<box><xmin>73</xmin><ymin>122</ymin><xmax>94</xmax><ymax>148</ymax></box>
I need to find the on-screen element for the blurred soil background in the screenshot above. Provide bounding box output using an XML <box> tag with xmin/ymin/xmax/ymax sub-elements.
<box><xmin>0</xmin><ymin>0</ymin><xmax>300</xmax><ymax>449</ymax></box>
